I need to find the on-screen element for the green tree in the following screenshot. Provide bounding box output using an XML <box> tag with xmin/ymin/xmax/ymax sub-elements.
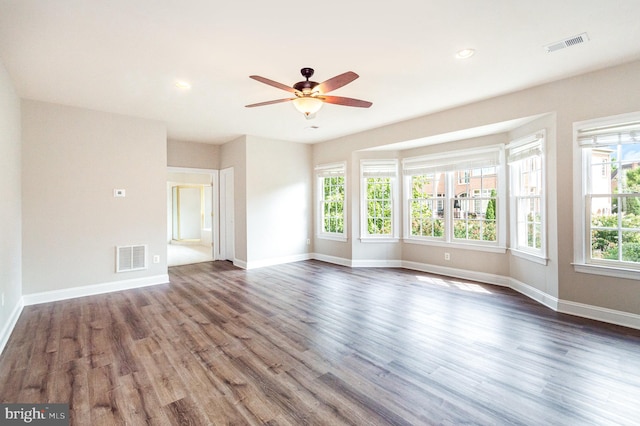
<box><xmin>366</xmin><ymin>177</ymin><xmax>392</xmax><ymax>235</ymax></box>
<box><xmin>624</xmin><ymin>167</ymin><xmax>640</xmax><ymax>215</ymax></box>
<box><xmin>485</xmin><ymin>189</ymin><xmax>496</xmax><ymax>220</ymax></box>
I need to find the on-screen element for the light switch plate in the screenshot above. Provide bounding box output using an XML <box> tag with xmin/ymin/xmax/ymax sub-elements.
<box><xmin>114</xmin><ymin>189</ymin><xmax>126</xmax><ymax>197</ymax></box>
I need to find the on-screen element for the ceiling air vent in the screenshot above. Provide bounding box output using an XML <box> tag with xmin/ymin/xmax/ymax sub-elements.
<box><xmin>116</xmin><ymin>245</ymin><xmax>147</xmax><ymax>272</ymax></box>
<box><xmin>544</xmin><ymin>32</ymin><xmax>589</xmax><ymax>53</ymax></box>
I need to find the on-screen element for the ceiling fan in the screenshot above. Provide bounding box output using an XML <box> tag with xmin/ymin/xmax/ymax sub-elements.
<box><xmin>245</xmin><ymin>67</ymin><xmax>372</xmax><ymax>119</ymax></box>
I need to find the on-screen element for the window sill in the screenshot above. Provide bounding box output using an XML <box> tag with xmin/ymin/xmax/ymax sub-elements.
<box><xmin>573</xmin><ymin>262</ymin><xmax>640</xmax><ymax>280</ymax></box>
<box><xmin>360</xmin><ymin>237</ymin><xmax>400</xmax><ymax>243</ymax></box>
<box><xmin>317</xmin><ymin>234</ymin><xmax>348</xmax><ymax>243</ymax></box>
<box><xmin>510</xmin><ymin>249</ymin><xmax>548</xmax><ymax>265</ymax></box>
<box><xmin>403</xmin><ymin>238</ymin><xmax>507</xmax><ymax>254</ymax></box>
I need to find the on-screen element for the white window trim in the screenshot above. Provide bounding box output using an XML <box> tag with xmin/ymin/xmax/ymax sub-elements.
<box><xmin>315</xmin><ymin>162</ymin><xmax>348</xmax><ymax>242</ymax></box>
<box><xmin>572</xmin><ymin>111</ymin><xmax>640</xmax><ymax>278</ymax></box>
<box><xmin>402</xmin><ymin>144</ymin><xmax>506</xmax><ymax>251</ymax></box>
<box><xmin>360</xmin><ymin>159</ymin><xmax>400</xmax><ymax>241</ymax></box>
<box><xmin>507</xmin><ymin>130</ymin><xmax>547</xmax><ymax>263</ymax></box>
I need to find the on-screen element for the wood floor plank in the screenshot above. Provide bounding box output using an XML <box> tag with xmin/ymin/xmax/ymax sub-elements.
<box><xmin>2</xmin><ymin>259</ymin><xmax>640</xmax><ymax>425</ymax></box>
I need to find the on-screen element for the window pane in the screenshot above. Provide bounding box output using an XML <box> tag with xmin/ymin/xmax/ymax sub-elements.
<box><xmin>620</xmin><ymin>165</ymin><xmax>640</xmax><ymax>194</ymax></box>
<box><xmin>454</xmin><ymin>166</ymin><xmax>497</xmax><ymax>242</ymax></box>
<box><xmin>591</xmin><ymin>229</ymin><xmax>618</xmax><ymax>260</ymax></box>
<box><xmin>409</xmin><ymin>173</ymin><xmax>445</xmax><ymax>239</ymax></box>
<box><xmin>621</xmin><ymin>196</ymin><xmax>640</xmax><ymax>226</ymax></box>
<box><xmin>483</xmin><ymin>220</ymin><xmax>497</xmax><ymax>242</ymax></box>
<box><xmin>621</xmin><ymin>231</ymin><xmax>640</xmax><ymax>262</ymax></box>
<box><xmin>366</xmin><ymin>177</ymin><xmax>393</xmax><ymax>236</ymax></box>
<box><xmin>585</xmin><ymin>140</ymin><xmax>640</xmax><ymax>266</ymax></box>
<box><xmin>321</xmin><ymin>175</ymin><xmax>345</xmax><ymax>234</ymax></box>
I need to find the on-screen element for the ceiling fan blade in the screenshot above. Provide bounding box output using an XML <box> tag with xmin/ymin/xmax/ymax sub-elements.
<box><xmin>321</xmin><ymin>96</ymin><xmax>372</xmax><ymax>108</ymax></box>
<box><xmin>315</xmin><ymin>71</ymin><xmax>359</xmax><ymax>94</ymax></box>
<box><xmin>249</xmin><ymin>75</ymin><xmax>299</xmax><ymax>94</ymax></box>
<box><xmin>245</xmin><ymin>98</ymin><xmax>295</xmax><ymax>108</ymax></box>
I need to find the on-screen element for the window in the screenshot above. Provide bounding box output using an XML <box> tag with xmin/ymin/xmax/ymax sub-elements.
<box><xmin>403</xmin><ymin>145</ymin><xmax>505</xmax><ymax>251</ymax></box>
<box><xmin>408</xmin><ymin>172</ymin><xmax>445</xmax><ymax>238</ymax></box>
<box><xmin>361</xmin><ymin>160</ymin><xmax>399</xmax><ymax>240</ymax></box>
<box><xmin>508</xmin><ymin>131</ymin><xmax>546</xmax><ymax>261</ymax></box>
<box><xmin>316</xmin><ymin>162</ymin><xmax>347</xmax><ymax>241</ymax></box>
<box><xmin>575</xmin><ymin>114</ymin><xmax>640</xmax><ymax>276</ymax></box>
<box><xmin>453</xmin><ymin>168</ymin><xmax>497</xmax><ymax>242</ymax></box>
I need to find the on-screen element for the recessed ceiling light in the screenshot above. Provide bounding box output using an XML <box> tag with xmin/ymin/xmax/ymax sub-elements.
<box><xmin>455</xmin><ymin>48</ymin><xmax>476</xmax><ymax>59</ymax></box>
<box><xmin>175</xmin><ymin>80</ymin><xmax>191</xmax><ymax>89</ymax></box>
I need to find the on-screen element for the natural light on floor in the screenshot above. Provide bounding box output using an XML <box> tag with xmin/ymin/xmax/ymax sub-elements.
<box><xmin>415</xmin><ymin>275</ymin><xmax>492</xmax><ymax>293</ymax></box>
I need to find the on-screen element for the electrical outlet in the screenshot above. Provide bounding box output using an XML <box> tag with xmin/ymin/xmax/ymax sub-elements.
<box><xmin>444</xmin><ymin>252</ymin><xmax>451</xmax><ymax>261</ymax></box>
<box><xmin>153</xmin><ymin>255</ymin><xmax>160</xmax><ymax>264</ymax></box>
<box><xmin>306</xmin><ymin>239</ymin><xmax>311</xmax><ymax>245</ymax></box>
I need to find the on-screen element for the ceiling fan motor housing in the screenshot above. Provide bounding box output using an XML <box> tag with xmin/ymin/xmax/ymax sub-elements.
<box><xmin>294</xmin><ymin>67</ymin><xmax>319</xmax><ymax>94</ymax></box>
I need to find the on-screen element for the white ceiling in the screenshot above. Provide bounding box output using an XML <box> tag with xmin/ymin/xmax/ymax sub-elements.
<box><xmin>1</xmin><ymin>0</ymin><xmax>639</xmax><ymax>145</ymax></box>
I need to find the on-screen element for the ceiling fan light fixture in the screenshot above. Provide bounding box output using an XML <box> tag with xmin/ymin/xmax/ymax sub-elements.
<box><xmin>292</xmin><ymin>96</ymin><xmax>323</xmax><ymax>118</ymax></box>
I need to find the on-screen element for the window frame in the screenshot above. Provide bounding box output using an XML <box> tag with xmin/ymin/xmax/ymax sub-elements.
<box><xmin>402</xmin><ymin>145</ymin><xmax>506</xmax><ymax>252</ymax></box>
<box><xmin>360</xmin><ymin>159</ymin><xmax>400</xmax><ymax>241</ymax></box>
<box><xmin>315</xmin><ymin>162</ymin><xmax>348</xmax><ymax>242</ymax></box>
<box><xmin>508</xmin><ymin>131</ymin><xmax>547</xmax><ymax>264</ymax></box>
<box><xmin>573</xmin><ymin>111</ymin><xmax>640</xmax><ymax>279</ymax></box>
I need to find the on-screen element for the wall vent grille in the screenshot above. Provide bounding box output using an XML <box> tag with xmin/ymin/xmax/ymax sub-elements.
<box><xmin>544</xmin><ymin>32</ymin><xmax>589</xmax><ymax>53</ymax></box>
<box><xmin>116</xmin><ymin>245</ymin><xmax>147</xmax><ymax>272</ymax></box>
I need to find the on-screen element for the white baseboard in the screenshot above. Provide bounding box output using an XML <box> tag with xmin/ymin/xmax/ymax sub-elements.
<box><xmin>311</xmin><ymin>253</ymin><xmax>352</xmax><ymax>267</ymax></box>
<box><xmin>352</xmin><ymin>259</ymin><xmax>403</xmax><ymax>268</ymax></box>
<box><xmin>233</xmin><ymin>258</ymin><xmax>247</xmax><ymax>269</ymax></box>
<box><xmin>559</xmin><ymin>299</ymin><xmax>640</xmax><ymax>330</ymax></box>
<box><xmin>314</xmin><ymin>255</ymin><xmax>639</xmax><ymax>331</ymax></box>
<box><xmin>402</xmin><ymin>260</ymin><xmax>511</xmax><ymax>287</ymax></box>
<box><xmin>245</xmin><ymin>253</ymin><xmax>311</xmax><ymax>270</ymax></box>
<box><xmin>22</xmin><ymin>274</ymin><xmax>170</xmax><ymax>306</ymax></box>
<box><xmin>509</xmin><ymin>278</ymin><xmax>559</xmax><ymax>310</ymax></box>
<box><xmin>0</xmin><ymin>299</ymin><xmax>24</xmax><ymax>356</ymax></box>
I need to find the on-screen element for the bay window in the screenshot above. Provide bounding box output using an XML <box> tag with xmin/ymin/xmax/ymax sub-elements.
<box><xmin>403</xmin><ymin>145</ymin><xmax>505</xmax><ymax>251</ymax></box>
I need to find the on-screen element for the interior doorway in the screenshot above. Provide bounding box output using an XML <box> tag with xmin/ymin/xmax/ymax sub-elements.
<box><xmin>167</xmin><ymin>168</ymin><xmax>218</xmax><ymax>266</ymax></box>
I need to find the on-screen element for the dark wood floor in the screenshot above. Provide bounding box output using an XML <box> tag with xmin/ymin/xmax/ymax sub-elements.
<box><xmin>1</xmin><ymin>260</ymin><xmax>640</xmax><ymax>425</ymax></box>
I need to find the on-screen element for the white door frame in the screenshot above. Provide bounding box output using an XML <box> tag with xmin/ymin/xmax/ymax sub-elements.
<box><xmin>167</xmin><ymin>167</ymin><xmax>219</xmax><ymax>260</ymax></box>
<box><xmin>219</xmin><ymin>167</ymin><xmax>235</xmax><ymax>262</ymax></box>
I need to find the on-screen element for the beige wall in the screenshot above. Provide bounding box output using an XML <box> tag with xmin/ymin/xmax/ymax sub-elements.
<box><xmin>246</xmin><ymin>136</ymin><xmax>312</xmax><ymax>266</ymax></box>
<box><xmin>167</xmin><ymin>139</ymin><xmax>220</xmax><ymax>169</ymax></box>
<box><xmin>21</xmin><ymin>100</ymin><xmax>168</xmax><ymax>294</ymax></box>
<box><xmin>0</xmin><ymin>60</ymin><xmax>22</xmax><ymax>348</ymax></box>
<box><xmin>313</xmin><ymin>59</ymin><xmax>640</xmax><ymax>316</ymax></box>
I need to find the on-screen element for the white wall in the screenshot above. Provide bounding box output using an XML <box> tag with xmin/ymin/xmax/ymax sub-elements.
<box><xmin>0</xmin><ymin>60</ymin><xmax>22</xmax><ymax>353</ymax></box>
<box><xmin>245</xmin><ymin>136</ymin><xmax>312</xmax><ymax>267</ymax></box>
<box><xmin>21</xmin><ymin>100</ymin><xmax>168</xmax><ymax>296</ymax></box>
